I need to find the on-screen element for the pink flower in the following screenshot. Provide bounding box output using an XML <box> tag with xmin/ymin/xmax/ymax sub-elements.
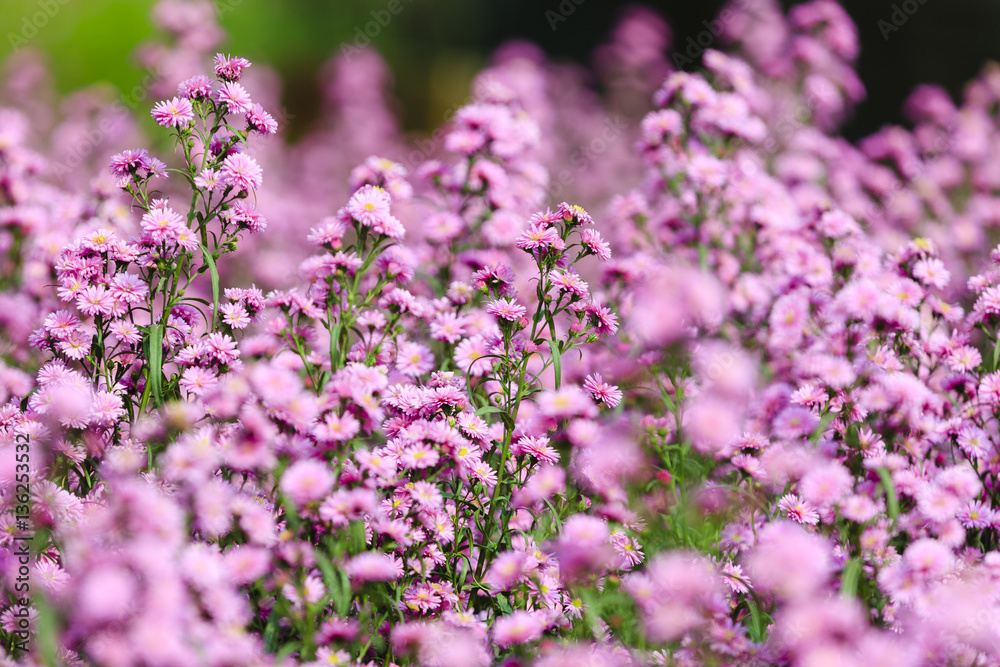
<box><xmin>516</xmin><ymin>223</ymin><xmax>562</xmax><ymax>251</ymax></box>
<box><xmin>486</xmin><ymin>297</ymin><xmax>526</xmax><ymax>322</ymax></box>
<box><xmin>745</xmin><ymin>521</ymin><xmax>833</xmax><ymax>600</ymax></box>
<box><xmin>583</xmin><ymin>373</ymin><xmax>623</xmax><ymax>408</ymax></box>
<box><xmin>220</xmin><ymin>152</ymin><xmax>263</xmax><ymax>192</ymax></box>
<box><xmin>345</xmin><ymin>552</ymin><xmax>400</xmax><ymax>582</ymax></box>
<box><xmin>218</xmin><ymin>81</ymin><xmax>252</xmax><ymax>114</ymax></box>
<box><xmin>214</xmin><ymin>53</ymin><xmax>251</xmax><ymax>81</ymax></box>
<box><xmin>76</xmin><ymin>285</ymin><xmax>115</xmax><ymax>317</ymax></box>
<box><xmin>347</xmin><ymin>185</ymin><xmax>392</xmax><ymax>227</ymax></box>
<box><xmin>279</xmin><ymin>459</ymin><xmax>334</xmax><ymax>506</ymax></box>
<box><xmin>537</xmin><ymin>386</ymin><xmax>594</xmax><ymax>419</ymax></box>
<box><xmin>151</xmin><ymin>96</ymin><xmax>194</xmax><ymax>128</ymax></box>
<box><xmin>777</xmin><ymin>493</ymin><xmax>820</xmax><ymax>525</ymax></box>
<box><xmin>483</xmin><ymin>551</ymin><xmax>527</xmax><ymax>591</ymax></box>
<box><xmin>492</xmin><ymin>610</ymin><xmax>545</xmax><ymax>647</ymax></box>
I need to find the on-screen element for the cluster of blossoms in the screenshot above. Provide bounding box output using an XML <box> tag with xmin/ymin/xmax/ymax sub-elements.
<box><xmin>8</xmin><ymin>0</ymin><xmax>1000</xmax><ymax>665</ymax></box>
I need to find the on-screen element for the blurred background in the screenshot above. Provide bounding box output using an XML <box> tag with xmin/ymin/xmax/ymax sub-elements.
<box><xmin>1</xmin><ymin>0</ymin><xmax>998</xmax><ymax>140</ymax></box>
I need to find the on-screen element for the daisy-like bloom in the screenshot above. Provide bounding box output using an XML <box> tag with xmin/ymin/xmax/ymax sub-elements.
<box><xmin>108</xmin><ymin>148</ymin><xmax>150</xmax><ymax>179</ymax></box>
<box><xmin>177</xmin><ymin>74</ymin><xmax>213</xmax><ymax>99</ymax></box>
<box><xmin>280</xmin><ymin>459</ymin><xmax>334</xmax><ymax>507</ymax></box>
<box><xmin>206</xmin><ymin>332</ymin><xmax>240</xmax><ymax>364</ymax></box>
<box><xmin>470</xmin><ymin>459</ymin><xmax>498</xmax><ymax>487</ymax></box>
<box><xmin>946</xmin><ymin>344</ymin><xmax>982</xmax><ymax>372</ymax></box>
<box><xmin>484</xmin><ymin>551</ymin><xmax>526</xmax><ymax>591</ymax></box>
<box><xmin>108</xmin><ymin>320</ymin><xmax>141</xmax><ymax>345</ymax></box>
<box><xmin>179</xmin><ymin>367</ymin><xmax>218</xmax><ymax>396</ymax></box>
<box><xmin>214</xmin><ymin>53</ymin><xmax>252</xmax><ymax>81</ymax></box>
<box><xmin>515</xmin><ymin>222</ymin><xmax>562</xmax><ymax>251</ymax></box>
<box><xmin>429</xmin><ymin>312</ymin><xmax>467</xmax><ymax>344</ymax></box>
<box><xmin>550</xmin><ymin>270</ymin><xmax>589</xmax><ymax>299</ymax></box>
<box><xmin>246</xmin><ymin>103</ymin><xmax>278</xmax><ymax>135</ymax></box>
<box><xmin>89</xmin><ymin>390</ymin><xmax>124</xmax><ymax>426</ymax></box>
<box><xmin>220</xmin><ymin>302</ymin><xmax>251</xmax><ymax>329</ymax></box>
<box><xmin>400</xmin><ymin>442</ymin><xmax>439</xmax><ymax>469</ymax></box>
<box><xmin>141</xmin><ymin>205</ymin><xmax>185</xmax><ymax>243</ymax></box>
<box><xmin>344</xmin><ymin>552</ymin><xmax>399</xmax><ymax>583</ymax></box>
<box><xmin>316</xmin><ymin>412</ymin><xmax>360</xmax><ymax>443</ymax></box>
<box><xmin>32</xmin><ymin>559</ymin><xmax>70</xmax><ymax>595</ymax></box>
<box><xmin>409</xmin><ymin>481</ymin><xmax>443</xmax><ymax>510</ymax></box>
<box><xmin>395</xmin><ymin>341</ymin><xmax>434</xmax><ymax>377</ymax></box>
<box><xmin>175</xmin><ymin>226</ymin><xmax>200</xmax><ymax>252</ymax></box>
<box><xmin>110</xmin><ymin>273</ymin><xmax>149</xmax><ymax>305</ymax></box>
<box><xmin>517</xmin><ymin>435</ymin><xmax>560</xmax><ymax>464</ymax></box>
<box><xmin>57</xmin><ymin>330</ymin><xmax>90</xmax><ymax>359</ymax></box>
<box><xmin>580</xmin><ymin>228</ymin><xmax>611</xmax><ymax>260</ymax></box>
<box><xmin>43</xmin><ymin>310</ymin><xmax>80</xmax><ymax>339</ymax></box>
<box><xmin>957</xmin><ymin>500</ymin><xmax>994</xmax><ymax>529</ymax></box>
<box><xmin>585</xmin><ymin>302</ymin><xmax>619</xmax><ymax>335</ymax></box>
<box><xmin>472</xmin><ymin>264</ymin><xmax>517</xmax><ymax>297</ymax></box>
<box><xmin>492</xmin><ymin>610</ymin><xmax>545</xmax><ymax>648</ymax></box>
<box><xmin>306</xmin><ymin>217</ymin><xmax>348</xmax><ymax>248</ymax></box>
<box><xmin>346</xmin><ymin>184</ymin><xmax>392</xmax><ymax>227</ymax></box>
<box><xmin>557</xmin><ymin>202</ymin><xmax>594</xmax><ymax>225</ymax></box>
<box><xmin>799</xmin><ymin>461</ymin><xmax>853</xmax><ymax>508</ymax></box>
<box><xmin>194</xmin><ymin>167</ymin><xmax>222</xmax><ymax>191</ymax></box>
<box><xmin>151</xmin><ymin>96</ymin><xmax>194</xmax><ymax>128</ymax></box>
<box><xmin>453</xmin><ymin>335</ymin><xmax>492</xmax><ymax>375</ymax></box>
<box><xmin>455</xmin><ymin>412</ymin><xmax>489</xmax><ymax>441</ymax></box>
<box><xmin>220</xmin><ymin>152</ymin><xmax>263</xmax><ymax>192</ymax></box>
<box><xmin>912</xmin><ymin>257</ymin><xmax>950</xmax><ymax>289</ymax></box>
<box><xmin>218</xmin><ymin>81</ymin><xmax>253</xmax><ymax>114</ymax></box>
<box><xmin>76</xmin><ymin>284</ymin><xmax>114</xmax><ymax>317</ymax></box>
<box><xmin>583</xmin><ymin>373</ymin><xmax>623</xmax><ymax>408</ymax></box>
<box><xmin>611</xmin><ymin>529</ymin><xmax>645</xmax><ymax>568</ymax></box>
<box><xmin>537</xmin><ymin>385</ymin><xmax>594</xmax><ymax>419</ymax></box>
<box><xmin>978</xmin><ymin>371</ymin><xmax>1000</xmax><ymax>407</ymax></box>
<box><xmin>486</xmin><ymin>297</ymin><xmax>526</xmax><ymax>322</ymax></box>
<box><xmin>777</xmin><ymin>493</ymin><xmax>820</xmax><ymax>525</ymax></box>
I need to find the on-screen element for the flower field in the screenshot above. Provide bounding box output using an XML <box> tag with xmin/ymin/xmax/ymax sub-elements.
<box><xmin>4</xmin><ymin>0</ymin><xmax>1000</xmax><ymax>665</ymax></box>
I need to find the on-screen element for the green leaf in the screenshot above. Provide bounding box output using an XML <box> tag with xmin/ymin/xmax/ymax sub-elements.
<box><xmin>809</xmin><ymin>410</ymin><xmax>837</xmax><ymax>443</ymax></box>
<box><xmin>550</xmin><ymin>338</ymin><xmax>562</xmax><ymax>389</ymax></box>
<box><xmin>34</xmin><ymin>594</ymin><xmax>59</xmax><ymax>667</ymax></box>
<box><xmin>200</xmin><ymin>244</ymin><xmax>221</xmax><ymax>330</ymax></box>
<box><xmin>349</xmin><ymin>519</ymin><xmax>366</xmax><ymax>554</ymax></box>
<box><xmin>496</xmin><ymin>594</ymin><xmax>513</xmax><ymax>615</ymax></box>
<box><xmin>877</xmin><ymin>468</ymin><xmax>900</xmax><ymax>522</ymax></box>
<box><xmin>147</xmin><ymin>321</ymin><xmax>164</xmax><ymax>408</ymax></box>
<box><xmin>746</xmin><ymin>597</ymin><xmax>765</xmax><ymax>642</ymax></box>
<box><xmin>841</xmin><ymin>558</ymin><xmax>862</xmax><ymax>598</ymax></box>
<box><xmin>475</xmin><ymin>405</ymin><xmax>503</xmax><ymax>417</ymax></box>
<box><xmin>263</xmin><ymin>608</ymin><xmax>280</xmax><ymax>652</ymax></box>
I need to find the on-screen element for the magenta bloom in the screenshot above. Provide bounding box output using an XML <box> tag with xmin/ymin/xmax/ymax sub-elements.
<box><xmin>220</xmin><ymin>152</ymin><xmax>263</xmax><ymax>192</ymax></box>
<box><xmin>345</xmin><ymin>552</ymin><xmax>400</xmax><ymax>582</ymax></box>
<box><xmin>214</xmin><ymin>53</ymin><xmax>252</xmax><ymax>81</ymax></box>
<box><xmin>486</xmin><ymin>297</ymin><xmax>526</xmax><ymax>322</ymax></box>
<box><xmin>492</xmin><ymin>610</ymin><xmax>545</xmax><ymax>647</ymax></box>
<box><xmin>151</xmin><ymin>96</ymin><xmax>194</xmax><ymax>128</ymax></box>
<box><xmin>279</xmin><ymin>459</ymin><xmax>334</xmax><ymax>507</ymax></box>
<box><xmin>218</xmin><ymin>81</ymin><xmax>253</xmax><ymax>114</ymax></box>
<box><xmin>346</xmin><ymin>184</ymin><xmax>392</xmax><ymax>227</ymax></box>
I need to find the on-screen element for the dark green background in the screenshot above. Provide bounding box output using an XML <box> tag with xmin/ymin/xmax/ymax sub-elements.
<box><xmin>1</xmin><ymin>0</ymin><xmax>996</xmax><ymax>139</ymax></box>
